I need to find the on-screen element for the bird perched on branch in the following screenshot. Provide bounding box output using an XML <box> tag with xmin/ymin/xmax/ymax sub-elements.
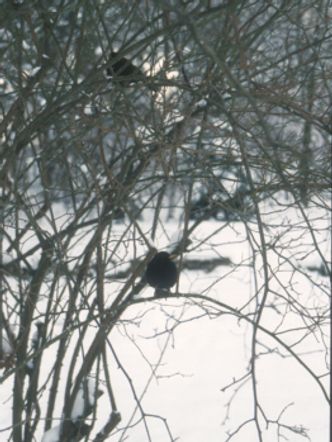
<box><xmin>145</xmin><ymin>252</ymin><xmax>177</xmax><ymax>290</ymax></box>
<box><xmin>106</xmin><ymin>51</ymin><xmax>157</xmax><ymax>90</ymax></box>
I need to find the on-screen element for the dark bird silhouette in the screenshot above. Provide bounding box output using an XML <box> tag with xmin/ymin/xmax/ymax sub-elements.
<box><xmin>106</xmin><ymin>52</ymin><xmax>147</xmax><ymax>85</ymax></box>
<box><xmin>145</xmin><ymin>252</ymin><xmax>177</xmax><ymax>289</ymax></box>
<box><xmin>106</xmin><ymin>51</ymin><xmax>157</xmax><ymax>90</ymax></box>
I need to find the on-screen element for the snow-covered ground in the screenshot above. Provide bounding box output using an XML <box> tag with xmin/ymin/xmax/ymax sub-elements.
<box><xmin>0</xmin><ymin>197</ymin><xmax>330</xmax><ymax>441</ymax></box>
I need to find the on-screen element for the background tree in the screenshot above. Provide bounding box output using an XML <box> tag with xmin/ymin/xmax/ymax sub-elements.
<box><xmin>0</xmin><ymin>1</ymin><xmax>330</xmax><ymax>441</ymax></box>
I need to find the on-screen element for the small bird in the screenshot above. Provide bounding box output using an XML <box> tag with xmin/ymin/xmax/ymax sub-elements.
<box><xmin>106</xmin><ymin>51</ymin><xmax>147</xmax><ymax>86</ymax></box>
<box><xmin>106</xmin><ymin>51</ymin><xmax>157</xmax><ymax>91</ymax></box>
<box><xmin>145</xmin><ymin>252</ymin><xmax>177</xmax><ymax>290</ymax></box>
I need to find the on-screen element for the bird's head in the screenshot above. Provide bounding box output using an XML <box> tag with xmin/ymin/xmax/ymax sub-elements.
<box><xmin>155</xmin><ymin>251</ymin><xmax>175</xmax><ymax>261</ymax></box>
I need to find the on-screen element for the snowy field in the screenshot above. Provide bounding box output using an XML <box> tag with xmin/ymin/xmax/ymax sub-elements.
<box><xmin>0</xmin><ymin>197</ymin><xmax>330</xmax><ymax>442</ymax></box>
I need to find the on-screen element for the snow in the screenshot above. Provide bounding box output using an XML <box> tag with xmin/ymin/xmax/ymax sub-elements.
<box><xmin>71</xmin><ymin>378</ymin><xmax>96</xmax><ymax>420</ymax></box>
<box><xmin>41</xmin><ymin>425</ymin><xmax>61</xmax><ymax>442</ymax></box>
<box><xmin>71</xmin><ymin>389</ymin><xmax>85</xmax><ymax>420</ymax></box>
<box><xmin>0</xmin><ymin>196</ymin><xmax>330</xmax><ymax>441</ymax></box>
